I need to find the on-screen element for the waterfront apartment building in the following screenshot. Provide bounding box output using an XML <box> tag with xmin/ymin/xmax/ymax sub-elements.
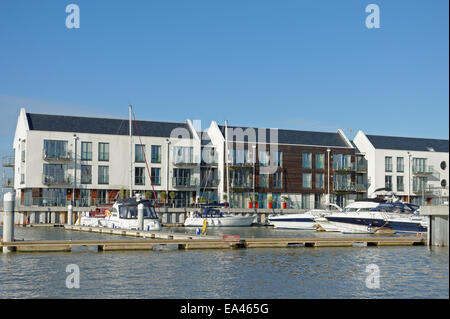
<box><xmin>353</xmin><ymin>131</ymin><xmax>449</xmax><ymax>205</ymax></box>
<box><xmin>6</xmin><ymin>108</ymin><xmax>369</xmax><ymax>209</ymax></box>
<box><xmin>10</xmin><ymin>108</ymin><xmax>202</xmax><ymax>208</ymax></box>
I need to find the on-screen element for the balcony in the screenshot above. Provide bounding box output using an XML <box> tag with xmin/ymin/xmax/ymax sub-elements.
<box><xmin>2</xmin><ymin>177</ymin><xmax>14</xmax><ymax>188</ymax></box>
<box><xmin>355</xmin><ymin>183</ymin><xmax>368</xmax><ymax>192</ymax></box>
<box><xmin>172</xmin><ymin>158</ymin><xmax>198</xmax><ymax>166</ymax></box>
<box><xmin>172</xmin><ymin>176</ymin><xmax>198</xmax><ymax>188</ymax></box>
<box><xmin>42</xmin><ymin>174</ymin><xmax>72</xmax><ymax>186</ymax></box>
<box><xmin>2</xmin><ymin>156</ymin><xmax>15</xmax><ymax>167</ymax></box>
<box><xmin>355</xmin><ymin>163</ymin><xmax>367</xmax><ymax>172</ymax></box>
<box><xmin>43</xmin><ymin>150</ymin><xmax>72</xmax><ymax>161</ymax></box>
<box><xmin>333</xmin><ymin>182</ymin><xmax>358</xmax><ymax>193</ymax></box>
<box><xmin>333</xmin><ymin>164</ymin><xmax>355</xmax><ymax>174</ymax></box>
<box><xmin>412</xmin><ymin>185</ymin><xmax>436</xmax><ymax>194</ymax></box>
<box><xmin>412</xmin><ymin>165</ymin><xmax>434</xmax><ymax>175</ymax></box>
<box><xmin>231</xmin><ymin>180</ymin><xmax>252</xmax><ymax>189</ymax></box>
<box><xmin>201</xmin><ymin>179</ymin><xmax>220</xmax><ymax>188</ymax></box>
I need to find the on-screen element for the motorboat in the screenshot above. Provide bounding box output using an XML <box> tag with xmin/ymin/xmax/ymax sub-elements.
<box><xmin>184</xmin><ymin>203</ymin><xmax>255</xmax><ymax>227</ymax></box>
<box><xmin>78</xmin><ymin>197</ymin><xmax>162</xmax><ymax>231</ymax></box>
<box><xmin>321</xmin><ymin>198</ymin><xmax>428</xmax><ymax>234</ymax></box>
<box><xmin>268</xmin><ymin>209</ymin><xmax>325</xmax><ymax>230</ymax></box>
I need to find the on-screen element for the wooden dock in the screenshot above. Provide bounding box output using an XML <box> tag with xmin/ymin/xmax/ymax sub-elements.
<box><xmin>1</xmin><ymin>233</ymin><xmax>427</xmax><ymax>253</ymax></box>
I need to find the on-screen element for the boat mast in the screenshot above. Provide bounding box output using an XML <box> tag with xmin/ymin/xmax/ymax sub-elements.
<box><xmin>225</xmin><ymin>120</ymin><xmax>230</xmax><ymax>209</ymax></box>
<box><xmin>129</xmin><ymin>104</ymin><xmax>133</xmax><ymax>198</ymax></box>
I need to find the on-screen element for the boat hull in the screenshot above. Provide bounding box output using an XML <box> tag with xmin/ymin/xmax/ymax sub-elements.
<box><xmin>79</xmin><ymin>216</ymin><xmax>162</xmax><ymax>231</ymax></box>
<box><xmin>184</xmin><ymin>215</ymin><xmax>255</xmax><ymax>227</ymax></box>
<box><xmin>268</xmin><ymin>213</ymin><xmax>317</xmax><ymax>230</ymax></box>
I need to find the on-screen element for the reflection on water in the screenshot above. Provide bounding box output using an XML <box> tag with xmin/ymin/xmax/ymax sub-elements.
<box><xmin>0</xmin><ymin>226</ymin><xmax>448</xmax><ymax>299</ymax></box>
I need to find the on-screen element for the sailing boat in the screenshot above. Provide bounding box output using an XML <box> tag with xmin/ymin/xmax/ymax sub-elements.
<box><xmin>78</xmin><ymin>105</ymin><xmax>162</xmax><ymax>231</ymax></box>
<box><xmin>184</xmin><ymin>120</ymin><xmax>255</xmax><ymax>227</ymax></box>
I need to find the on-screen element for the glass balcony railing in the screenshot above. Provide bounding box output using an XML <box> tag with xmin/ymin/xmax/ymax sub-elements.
<box><xmin>42</xmin><ymin>174</ymin><xmax>72</xmax><ymax>185</ymax></box>
<box><xmin>412</xmin><ymin>165</ymin><xmax>434</xmax><ymax>174</ymax></box>
<box><xmin>43</xmin><ymin>150</ymin><xmax>72</xmax><ymax>161</ymax></box>
<box><xmin>172</xmin><ymin>177</ymin><xmax>198</xmax><ymax>187</ymax></box>
<box><xmin>2</xmin><ymin>177</ymin><xmax>14</xmax><ymax>188</ymax></box>
<box><xmin>2</xmin><ymin>156</ymin><xmax>15</xmax><ymax>167</ymax></box>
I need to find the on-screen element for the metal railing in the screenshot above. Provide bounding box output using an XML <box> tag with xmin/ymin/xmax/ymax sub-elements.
<box><xmin>1</xmin><ymin>177</ymin><xmax>14</xmax><ymax>188</ymax></box>
<box><xmin>2</xmin><ymin>156</ymin><xmax>15</xmax><ymax>167</ymax></box>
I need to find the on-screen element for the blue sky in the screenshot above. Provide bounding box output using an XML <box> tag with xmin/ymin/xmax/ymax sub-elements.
<box><xmin>0</xmin><ymin>0</ymin><xmax>448</xmax><ymax>158</ymax></box>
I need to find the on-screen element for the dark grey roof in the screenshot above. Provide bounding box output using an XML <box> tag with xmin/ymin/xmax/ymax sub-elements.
<box><xmin>366</xmin><ymin>134</ymin><xmax>449</xmax><ymax>152</ymax></box>
<box><xmin>26</xmin><ymin>113</ymin><xmax>193</xmax><ymax>138</ymax></box>
<box><xmin>218</xmin><ymin>125</ymin><xmax>350</xmax><ymax>148</ymax></box>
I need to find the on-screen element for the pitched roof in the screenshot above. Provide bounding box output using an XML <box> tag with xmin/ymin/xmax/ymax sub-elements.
<box><xmin>218</xmin><ymin>125</ymin><xmax>350</xmax><ymax>147</ymax></box>
<box><xmin>366</xmin><ymin>134</ymin><xmax>449</xmax><ymax>152</ymax></box>
<box><xmin>26</xmin><ymin>113</ymin><xmax>193</xmax><ymax>138</ymax></box>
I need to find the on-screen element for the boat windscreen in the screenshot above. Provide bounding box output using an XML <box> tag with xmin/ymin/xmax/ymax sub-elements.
<box><xmin>144</xmin><ymin>206</ymin><xmax>158</xmax><ymax>219</ymax></box>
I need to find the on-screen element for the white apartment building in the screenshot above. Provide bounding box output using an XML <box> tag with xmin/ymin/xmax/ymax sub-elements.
<box><xmin>12</xmin><ymin>108</ymin><xmax>204</xmax><ymax>207</ymax></box>
<box><xmin>353</xmin><ymin>130</ymin><xmax>449</xmax><ymax>205</ymax></box>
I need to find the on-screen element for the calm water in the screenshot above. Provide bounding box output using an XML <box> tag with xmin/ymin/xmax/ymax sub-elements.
<box><xmin>0</xmin><ymin>226</ymin><xmax>448</xmax><ymax>299</ymax></box>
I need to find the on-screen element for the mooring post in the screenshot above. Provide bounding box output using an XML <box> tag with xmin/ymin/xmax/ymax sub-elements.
<box><xmin>2</xmin><ymin>192</ymin><xmax>15</xmax><ymax>253</ymax></box>
<box><xmin>68</xmin><ymin>204</ymin><xmax>73</xmax><ymax>226</ymax></box>
<box><xmin>137</xmin><ymin>203</ymin><xmax>144</xmax><ymax>231</ymax></box>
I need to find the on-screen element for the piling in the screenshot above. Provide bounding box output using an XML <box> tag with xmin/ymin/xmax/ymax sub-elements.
<box><xmin>137</xmin><ymin>203</ymin><xmax>144</xmax><ymax>231</ymax></box>
<box><xmin>2</xmin><ymin>192</ymin><xmax>15</xmax><ymax>253</ymax></box>
<box><xmin>67</xmin><ymin>204</ymin><xmax>73</xmax><ymax>226</ymax></box>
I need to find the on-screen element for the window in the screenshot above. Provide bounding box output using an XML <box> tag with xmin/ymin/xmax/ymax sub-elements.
<box><xmin>303</xmin><ymin>173</ymin><xmax>312</xmax><ymax>189</ymax></box>
<box><xmin>301</xmin><ymin>194</ymin><xmax>311</xmax><ymax>209</ymax></box>
<box><xmin>412</xmin><ymin>158</ymin><xmax>427</xmax><ymax>173</ymax></box>
<box><xmin>315</xmin><ymin>173</ymin><xmax>324</xmax><ymax>189</ymax></box>
<box><xmin>98</xmin><ymin>143</ymin><xmax>109</xmax><ymax>161</ymax></box>
<box><xmin>302</xmin><ymin>153</ymin><xmax>312</xmax><ymax>169</ymax></box>
<box><xmin>333</xmin><ymin>174</ymin><xmax>351</xmax><ymax>191</ymax></box>
<box><xmin>385</xmin><ymin>157</ymin><xmax>392</xmax><ymax>172</ymax></box>
<box><xmin>135</xmin><ymin>144</ymin><xmax>145</xmax><ymax>163</ymax></box>
<box><xmin>173</xmin><ymin>146</ymin><xmax>194</xmax><ymax>164</ymax></box>
<box><xmin>230</xmin><ymin>169</ymin><xmax>249</xmax><ymax>188</ymax></box>
<box><xmin>396</xmin><ymin>157</ymin><xmax>404</xmax><ymax>172</ymax></box>
<box><xmin>413</xmin><ymin>176</ymin><xmax>427</xmax><ymax>192</ymax></box>
<box><xmin>81</xmin><ymin>142</ymin><xmax>92</xmax><ymax>161</ymax></box>
<box><xmin>316</xmin><ymin>154</ymin><xmax>325</xmax><ymax>169</ymax></box>
<box><xmin>43</xmin><ymin>140</ymin><xmax>69</xmax><ymax>159</ymax></box>
<box><xmin>233</xmin><ymin>149</ymin><xmax>249</xmax><ymax>165</ymax></box>
<box><xmin>441</xmin><ymin>161</ymin><xmax>447</xmax><ymax>170</ymax></box>
<box><xmin>98</xmin><ymin>166</ymin><xmax>109</xmax><ymax>184</ymax></box>
<box><xmin>43</xmin><ymin>164</ymin><xmax>69</xmax><ymax>184</ymax></box>
<box><xmin>333</xmin><ymin>154</ymin><xmax>352</xmax><ymax>170</ymax></box>
<box><xmin>151</xmin><ymin>167</ymin><xmax>161</xmax><ymax>185</ymax></box>
<box><xmin>135</xmin><ymin>167</ymin><xmax>145</xmax><ymax>185</ymax></box>
<box><xmin>81</xmin><ymin>165</ymin><xmax>92</xmax><ymax>184</ymax></box>
<box><xmin>151</xmin><ymin>145</ymin><xmax>161</xmax><ymax>163</ymax></box>
<box><xmin>385</xmin><ymin>175</ymin><xmax>392</xmax><ymax>190</ymax></box>
<box><xmin>259</xmin><ymin>150</ymin><xmax>269</xmax><ymax>167</ymax></box>
<box><xmin>273</xmin><ymin>171</ymin><xmax>282</xmax><ymax>189</ymax></box>
<box><xmin>272</xmin><ymin>152</ymin><xmax>282</xmax><ymax>168</ymax></box>
<box><xmin>259</xmin><ymin>174</ymin><xmax>269</xmax><ymax>188</ymax></box>
<box><xmin>173</xmin><ymin>168</ymin><xmax>193</xmax><ymax>186</ymax></box>
<box><xmin>397</xmin><ymin>176</ymin><xmax>404</xmax><ymax>192</ymax></box>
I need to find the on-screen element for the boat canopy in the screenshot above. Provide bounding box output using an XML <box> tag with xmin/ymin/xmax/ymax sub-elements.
<box><xmin>370</xmin><ymin>202</ymin><xmax>419</xmax><ymax>213</ymax></box>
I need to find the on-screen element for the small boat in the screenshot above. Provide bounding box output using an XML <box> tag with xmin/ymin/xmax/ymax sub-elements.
<box><xmin>78</xmin><ymin>197</ymin><xmax>162</xmax><ymax>231</ymax></box>
<box><xmin>184</xmin><ymin>203</ymin><xmax>255</xmax><ymax>227</ymax></box>
<box><xmin>268</xmin><ymin>210</ymin><xmax>324</xmax><ymax>230</ymax></box>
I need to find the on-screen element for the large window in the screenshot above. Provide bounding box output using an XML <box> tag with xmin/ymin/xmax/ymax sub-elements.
<box><xmin>81</xmin><ymin>165</ymin><xmax>92</xmax><ymax>184</ymax></box>
<box><xmin>81</xmin><ymin>142</ymin><xmax>92</xmax><ymax>161</ymax></box>
<box><xmin>151</xmin><ymin>145</ymin><xmax>161</xmax><ymax>163</ymax></box>
<box><xmin>135</xmin><ymin>167</ymin><xmax>145</xmax><ymax>185</ymax></box>
<box><xmin>315</xmin><ymin>173</ymin><xmax>324</xmax><ymax>189</ymax></box>
<box><xmin>385</xmin><ymin>175</ymin><xmax>392</xmax><ymax>190</ymax></box>
<box><xmin>43</xmin><ymin>140</ymin><xmax>69</xmax><ymax>159</ymax></box>
<box><xmin>302</xmin><ymin>153</ymin><xmax>312</xmax><ymax>169</ymax></box>
<box><xmin>230</xmin><ymin>169</ymin><xmax>250</xmax><ymax>188</ymax></box>
<box><xmin>413</xmin><ymin>158</ymin><xmax>427</xmax><ymax>173</ymax></box>
<box><xmin>396</xmin><ymin>157</ymin><xmax>404</xmax><ymax>172</ymax></box>
<box><xmin>259</xmin><ymin>174</ymin><xmax>269</xmax><ymax>188</ymax></box>
<box><xmin>397</xmin><ymin>176</ymin><xmax>404</xmax><ymax>192</ymax></box>
<box><xmin>173</xmin><ymin>146</ymin><xmax>194</xmax><ymax>164</ymax></box>
<box><xmin>333</xmin><ymin>174</ymin><xmax>351</xmax><ymax>191</ymax></box>
<box><xmin>413</xmin><ymin>176</ymin><xmax>427</xmax><ymax>192</ymax></box>
<box><xmin>272</xmin><ymin>151</ymin><xmax>283</xmax><ymax>168</ymax></box>
<box><xmin>98</xmin><ymin>166</ymin><xmax>109</xmax><ymax>184</ymax></box>
<box><xmin>135</xmin><ymin>144</ymin><xmax>145</xmax><ymax>163</ymax></box>
<box><xmin>333</xmin><ymin>154</ymin><xmax>352</xmax><ymax>170</ymax></box>
<box><xmin>259</xmin><ymin>151</ymin><xmax>269</xmax><ymax>167</ymax></box>
<box><xmin>303</xmin><ymin>173</ymin><xmax>312</xmax><ymax>189</ymax></box>
<box><xmin>151</xmin><ymin>167</ymin><xmax>161</xmax><ymax>185</ymax></box>
<box><xmin>43</xmin><ymin>164</ymin><xmax>69</xmax><ymax>184</ymax></box>
<box><xmin>315</xmin><ymin>154</ymin><xmax>325</xmax><ymax>169</ymax></box>
<box><xmin>98</xmin><ymin>143</ymin><xmax>109</xmax><ymax>161</ymax></box>
<box><xmin>233</xmin><ymin>149</ymin><xmax>250</xmax><ymax>165</ymax></box>
<box><xmin>385</xmin><ymin>157</ymin><xmax>392</xmax><ymax>172</ymax></box>
<box><xmin>273</xmin><ymin>171</ymin><xmax>282</xmax><ymax>189</ymax></box>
